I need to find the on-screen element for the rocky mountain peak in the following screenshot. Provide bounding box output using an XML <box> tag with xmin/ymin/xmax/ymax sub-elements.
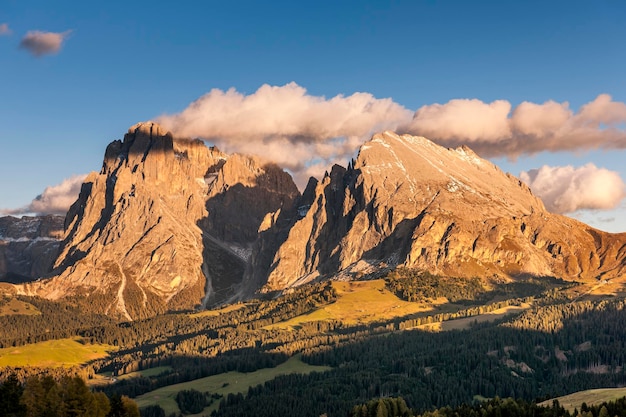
<box><xmin>261</xmin><ymin>131</ymin><xmax>626</xmax><ymax>291</ymax></box>
<box><xmin>18</xmin><ymin>123</ymin><xmax>299</xmax><ymax>320</ymax></box>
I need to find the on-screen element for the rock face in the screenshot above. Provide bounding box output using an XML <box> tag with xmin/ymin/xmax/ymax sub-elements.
<box><xmin>12</xmin><ymin>127</ymin><xmax>626</xmax><ymax>318</ymax></box>
<box><xmin>261</xmin><ymin>131</ymin><xmax>626</xmax><ymax>290</ymax></box>
<box><xmin>0</xmin><ymin>215</ymin><xmax>64</xmax><ymax>283</ymax></box>
<box><xmin>20</xmin><ymin>122</ymin><xmax>299</xmax><ymax>320</ymax></box>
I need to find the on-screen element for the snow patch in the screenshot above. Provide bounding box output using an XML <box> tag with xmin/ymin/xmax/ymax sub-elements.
<box><xmin>455</xmin><ymin>147</ymin><xmax>482</xmax><ymax>165</ymax></box>
<box><xmin>0</xmin><ymin>236</ymin><xmax>59</xmax><ymax>243</ymax></box>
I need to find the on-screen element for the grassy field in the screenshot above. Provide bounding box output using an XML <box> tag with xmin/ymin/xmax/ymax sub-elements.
<box><xmin>134</xmin><ymin>354</ymin><xmax>332</xmax><ymax>415</ymax></box>
<box><xmin>0</xmin><ymin>298</ymin><xmax>41</xmax><ymax>316</ymax></box>
<box><xmin>539</xmin><ymin>388</ymin><xmax>626</xmax><ymax>411</ymax></box>
<box><xmin>0</xmin><ymin>337</ymin><xmax>115</xmax><ymax>368</ymax></box>
<box><xmin>266</xmin><ymin>280</ymin><xmax>444</xmax><ymax>329</ymax></box>
<box><xmin>416</xmin><ymin>304</ymin><xmax>531</xmax><ymax>332</ymax></box>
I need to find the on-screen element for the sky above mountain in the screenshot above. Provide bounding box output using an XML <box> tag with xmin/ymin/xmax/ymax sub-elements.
<box><xmin>1</xmin><ymin>0</ymin><xmax>625</xmax><ymax>232</ymax></box>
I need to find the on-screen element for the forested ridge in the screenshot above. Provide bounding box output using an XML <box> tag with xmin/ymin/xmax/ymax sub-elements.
<box><xmin>1</xmin><ymin>271</ymin><xmax>626</xmax><ymax>417</ymax></box>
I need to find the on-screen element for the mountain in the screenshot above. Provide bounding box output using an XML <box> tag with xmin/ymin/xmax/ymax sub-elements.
<box><xmin>260</xmin><ymin>131</ymin><xmax>626</xmax><ymax>290</ymax></box>
<box><xmin>10</xmin><ymin>125</ymin><xmax>626</xmax><ymax>319</ymax></box>
<box><xmin>0</xmin><ymin>215</ymin><xmax>64</xmax><ymax>284</ymax></box>
<box><xmin>18</xmin><ymin>122</ymin><xmax>298</xmax><ymax>320</ymax></box>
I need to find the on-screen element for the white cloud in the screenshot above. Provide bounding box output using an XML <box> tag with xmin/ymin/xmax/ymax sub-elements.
<box><xmin>19</xmin><ymin>30</ymin><xmax>71</xmax><ymax>56</ymax></box>
<box><xmin>520</xmin><ymin>164</ymin><xmax>626</xmax><ymax>214</ymax></box>
<box><xmin>156</xmin><ymin>85</ymin><xmax>626</xmax><ymax>213</ymax></box>
<box><xmin>157</xmin><ymin>82</ymin><xmax>413</xmax><ymax>187</ymax></box>
<box><xmin>1</xmin><ymin>175</ymin><xmax>86</xmax><ymax>216</ymax></box>
<box><xmin>402</xmin><ymin>94</ymin><xmax>626</xmax><ymax>157</ymax></box>
<box><xmin>408</xmin><ymin>98</ymin><xmax>512</xmax><ymax>142</ymax></box>
<box><xmin>0</xmin><ymin>23</ymin><xmax>11</xmax><ymax>36</ymax></box>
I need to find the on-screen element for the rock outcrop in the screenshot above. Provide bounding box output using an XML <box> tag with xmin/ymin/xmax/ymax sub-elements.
<box><xmin>261</xmin><ymin>131</ymin><xmax>626</xmax><ymax>290</ymax></box>
<box><xmin>0</xmin><ymin>215</ymin><xmax>64</xmax><ymax>283</ymax></box>
<box><xmin>19</xmin><ymin>122</ymin><xmax>299</xmax><ymax>320</ymax></box>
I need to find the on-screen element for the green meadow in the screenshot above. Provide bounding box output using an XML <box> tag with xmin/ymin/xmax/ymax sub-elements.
<box><xmin>134</xmin><ymin>354</ymin><xmax>331</xmax><ymax>415</ymax></box>
<box><xmin>539</xmin><ymin>388</ymin><xmax>626</xmax><ymax>412</ymax></box>
<box><xmin>0</xmin><ymin>337</ymin><xmax>115</xmax><ymax>368</ymax></box>
<box><xmin>266</xmin><ymin>280</ymin><xmax>441</xmax><ymax>329</ymax></box>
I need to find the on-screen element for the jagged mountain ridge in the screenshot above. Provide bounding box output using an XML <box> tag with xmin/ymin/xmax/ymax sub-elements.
<box><xmin>10</xmin><ymin>124</ymin><xmax>626</xmax><ymax>319</ymax></box>
<box><xmin>18</xmin><ymin>122</ymin><xmax>299</xmax><ymax>320</ymax></box>
<box><xmin>261</xmin><ymin>131</ymin><xmax>626</xmax><ymax>290</ymax></box>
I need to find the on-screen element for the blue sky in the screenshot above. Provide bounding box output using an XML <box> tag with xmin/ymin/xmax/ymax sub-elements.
<box><xmin>1</xmin><ymin>0</ymin><xmax>626</xmax><ymax>232</ymax></box>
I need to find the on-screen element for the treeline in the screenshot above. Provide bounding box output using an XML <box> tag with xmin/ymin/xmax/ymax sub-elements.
<box><xmin>3</xmin><ymin>271</ymin><xmax>626</xmax><ymax>417</ymax></box>
<box><xmin>506</xmin><ymin>298</ymin><xmax>626</xmax><ymax>333</ymax></box>
<box><xmin>0</xmin><ymin>296</ymin><xmax>115</xmax><ymax>348</ymax></box>
<box><xmin>0</xmin><ymin>373</ymin><xmax>139</xmax><ymax>417</ymax></box>
<box><xmin>384</xmin><ymin>269</ymin><xmax>569</xmax><ymax>304</ymax></box>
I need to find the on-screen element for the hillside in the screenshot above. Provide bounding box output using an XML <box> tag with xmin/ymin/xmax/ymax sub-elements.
<box><xmin>2</xmin><ymin>271</ymin><xmax>626</xmax><ymax>417</ymax></box>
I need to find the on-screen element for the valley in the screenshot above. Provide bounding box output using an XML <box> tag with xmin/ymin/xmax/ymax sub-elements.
<box><xmin>3</xmin><ymin>270</ymin><xmax>626</xmax><ymax>416</ymax></box>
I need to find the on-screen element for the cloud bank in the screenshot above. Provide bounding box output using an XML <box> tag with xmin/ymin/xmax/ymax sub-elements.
<box><xmin>157</xmin><ymin>82</ymin><xmax>413</xmax><ymax>186</ymax></box>
<box><xmin>157</xmin><ymin>85</ymin><xmax>626</xmax><ymax>215</ymax></box>
<box><xmin>0</xmin><ymin>23</ymin><xmax>11</xmax><ymax>36</ymax></box>
<box><xmin>1</xmin><ymin>175</ymin><xmax>86</xmax><ymax>216</ymax></box>
<box><xmin>403</xmin><ymin>94</ymin><xmax>626</xmax><ymax>157</ymax></box>
<box><xmin>520</xmin><ymin>164</ymin><xmax>626</xmax><ymax>214</ymax></box>
<box><xmin>19</xmin><ymin>30</ymin><xmax>71</xmax><ymax>56</ymax></box>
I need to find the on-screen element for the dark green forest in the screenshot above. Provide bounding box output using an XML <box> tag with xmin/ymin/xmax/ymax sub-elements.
<box><xmin>0</xmin><ymin>374</ymin><xmax>139</xmax><ymax>417</ymax></box>
<box><xmin>1</xmin><ymin>271</ymin><xmax>626</xmax><ymax>416</ymax></box>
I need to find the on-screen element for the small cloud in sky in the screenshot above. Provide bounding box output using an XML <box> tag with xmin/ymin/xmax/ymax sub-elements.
<box><xmin>520</xmin><ymin>164</ymin><xmax>626</xmax><ymax>214</ymax></box>
<box><xmin>0</xmin><ymin>23</ymin><xmax>11</xmax><ymax>36</ymax></box>
<box><xmin>0</xmin><ymin>175</ymin><xmax>86</xmax><ymax>216</ymax></box>
<box><xmin>19</xmin><ymin>30</ymin><xmax>71</xmax><ymax>57</ymax></box>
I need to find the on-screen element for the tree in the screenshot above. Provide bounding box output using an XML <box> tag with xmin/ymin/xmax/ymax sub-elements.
<box><xmin>21</xmin><ymin>375</ymin><xmax>63</xmax><ymax>417</ymax></box>
<box><xmin>0</xmin><ymin>374</ymin><xmax>26</xmax><ymax>417</ymax></box>
<box><xmin>175</xmin><ymin>389</ymin><xmax>209</xmax><ymax>414</ymax></box>
<box><xmin>139</xmin><ymin>405</ymin><xmax>166</xmax><ymax>417</ymax></box>
<box><xmin>108</xmin><ymin>394</ymin><xmax>140</xmax><ymax>417</ymax></box>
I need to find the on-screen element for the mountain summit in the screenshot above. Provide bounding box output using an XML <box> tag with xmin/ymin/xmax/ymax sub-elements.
<box><xmin>261</xmin><ymin>131</ymin><xmax>626</xmax><ymax>290</ymax></box>
<box><xmin>14</xmin><ymin>126</ymin><xmax>626</xmax><ymax>318</ymax></box>
<box><xmin>19</xmin><ymin>122</ymin><xmax>299</xmax><ymax>319</ymax></box>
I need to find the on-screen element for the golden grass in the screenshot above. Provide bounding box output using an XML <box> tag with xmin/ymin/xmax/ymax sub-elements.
<box><xmin>265</xmin><ymin>280</ymin><xmax>444</xmax><ymax>330</ymax></box>
<box><xmin>566</xmin><ymin>276</ymin><xmax>626</xmax><ymax>300</ymax></box>
<box><xmin>0</xmin><ymin>337</ymin><xmax>116</xmax><ymax>368</ymax></box>
<box><xmin>539</xmin><ymin>388</ymin><xmax>626</xmax><ymax>412</ymax></box>
<box><xmin>134</xmin><ymin>354</ymin><xmax>331</xmax><ymax>415</ymax></box>
<box><xmin>416</xmin><ymin>304</ymin><xmax>531</xmax><ymax>332</ymax></box>
<box><xmin>0</xmin><ymin>298</ymin><xmax>41</xmax><ymax>316</ymax></box>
